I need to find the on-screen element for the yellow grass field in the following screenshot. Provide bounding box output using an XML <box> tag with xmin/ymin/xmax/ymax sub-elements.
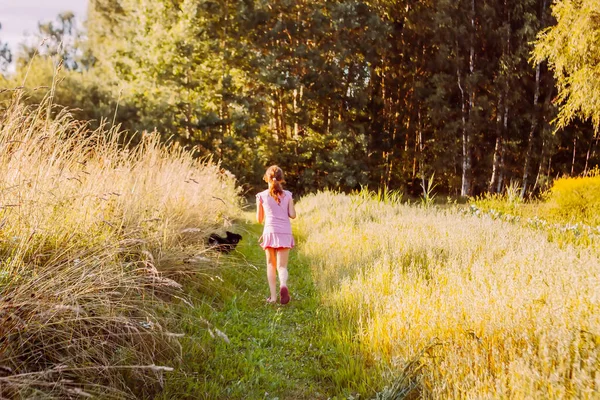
<box><xmin>296</xmin><ymin>191</ymin><xmax>600</xmax><ymax>399</ymax></box>
<box><xmin>0</xmin><ymin>95</ymin><xmax>240</xmax><ymax>397</ymax></box>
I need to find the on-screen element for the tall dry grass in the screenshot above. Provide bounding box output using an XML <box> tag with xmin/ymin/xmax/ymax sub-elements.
<box><xmin>0</xmin><ymin>91</ymin><xmax>240</xmax><ymax>398</ymax></box>
<box><xmin>296</xmin><ymin>191</ymin><xmax>600</xmax><ymax>399</ymax></box>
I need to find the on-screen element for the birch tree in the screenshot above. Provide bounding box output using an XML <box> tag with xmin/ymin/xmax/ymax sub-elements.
<box><xmin>534</xmin><ymin>0</ymin><xmax>600</xmax><ymax>131</ymax></box>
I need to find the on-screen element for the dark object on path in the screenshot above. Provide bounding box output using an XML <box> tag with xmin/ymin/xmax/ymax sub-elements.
<box><xmin>208</xmin><ymin>231</ymin><xmax>242</xmax><ymax>253</ymax></box>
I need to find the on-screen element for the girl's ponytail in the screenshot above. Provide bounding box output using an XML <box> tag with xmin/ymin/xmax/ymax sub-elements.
<box><xmin>264</xmin><ymin>165</ymin><xmax>285</xmax><ymax>204</ymax></box>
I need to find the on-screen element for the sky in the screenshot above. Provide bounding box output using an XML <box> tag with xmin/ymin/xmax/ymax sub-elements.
<box><xmin>0</xmin><ymin>0</ymin><xmax>88</xmax><ymax>55</ymax></box>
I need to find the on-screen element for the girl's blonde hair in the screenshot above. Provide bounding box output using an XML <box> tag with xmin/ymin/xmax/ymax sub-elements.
<box><xmin>264</xmin><ymin>165</ymin><xmax>285</xmax><ymax>204</ymax></box>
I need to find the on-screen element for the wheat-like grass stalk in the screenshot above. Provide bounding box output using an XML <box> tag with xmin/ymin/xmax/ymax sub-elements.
<box><xmin>0</xmin><ymin>90</ymin><xmax>240</xmax><ymax>397</ymax></box>
<box><xmin>297</xmin><ymin>191</ymin><xmax>600</xmax><ymax>399</ymax></box>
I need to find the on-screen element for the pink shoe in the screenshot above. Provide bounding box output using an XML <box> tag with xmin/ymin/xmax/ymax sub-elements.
<box><xmin>280</xmin><ymin>286</ymin><xmax>290</xmax><ymax>305</ymax></box>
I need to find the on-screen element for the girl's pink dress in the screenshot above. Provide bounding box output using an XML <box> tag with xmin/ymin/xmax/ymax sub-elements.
<box><xmin>256</xmin><ymin>189</ymin><xmax>295</xmax><ymax>249</ymax></box>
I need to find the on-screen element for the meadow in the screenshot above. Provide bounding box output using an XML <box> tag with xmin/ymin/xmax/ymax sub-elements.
<box><xmin>295</xmin><ymin>191</ymin><xmax>600</xmax><ymax>399</ymax></box>
<box><xmin>0</xmin><ymin>93</ymin><xmax>240</xmax><ymax>398</ymax></box>
<box><xmin>1</xmin><ymin>90</ymin><xmax>599</xmax><ymax>399</ymax></box>
<box><xmin>2</xmin><ymin>0</ymin><xmax>599</xmax><ymax>393</ymax></box>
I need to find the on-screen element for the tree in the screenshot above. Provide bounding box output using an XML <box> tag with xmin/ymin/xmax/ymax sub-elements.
<box><xmin>534</xmin><ymin>0</ymin><xmax>600</xmax><ymax>131</ymax></box>
<box><xmin>0</xmin><ymin>23</ymin><xmax>13</xmax><ymax>74</ymax></box>
<box><xmin>86</xmin><ymin>0</ymin><xmax>266</xmax><ymax>185</ymax></box>
<box><xmin>11</xmin><ymin>0</ymin><xmax>592</xmax><ymax>196</ymax></box>
<box><xmin>17</xmin><ymin>12</ymin><xmax>85</xmax><ymax>70</ymax></box>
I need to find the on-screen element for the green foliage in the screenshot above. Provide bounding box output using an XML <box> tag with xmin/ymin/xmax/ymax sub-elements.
<box><xmin>470</xmin><ymin>195</ymin><xmax>519</xmax><ymax>217</ymax></box>
<box><xmin>534</xmin><ymin>0</ymin><xmax>600</xmax><ymax>131</ymax></box>
<box><xmin>6</xmin><ymin>0</ymin><xmax>600</xmax><ymax>197</ymax></box>
<box><xmin>468</xmin><ymin>173</ymin><xmax>600</xmax><ymax>252</ymax></box>
<box><xmin>86</xmin><ymin>0</ymin><xmax>264</xmax><ymax>186</ymax></box>
<box><xmin>420</xmin><ymin>173</ymin><xmax>438</xmax><ymax>207</ymax></box>
<box><xmin>79</xmin><ymin>0</ymin><xmax>587</xmax><ymax>196</ymax></box>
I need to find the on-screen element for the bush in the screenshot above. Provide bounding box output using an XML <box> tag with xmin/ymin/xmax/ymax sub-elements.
<box><xmin>469</xmin><ymin>181</ymin><xmax>524</xmax><ymax>217</ymax></box>
<box><xmin>545</xmin><ymin>174</ymin><xmax>600</xmax><ymax>226</ymax></box>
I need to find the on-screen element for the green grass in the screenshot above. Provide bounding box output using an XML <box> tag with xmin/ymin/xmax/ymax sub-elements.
<box><xmin>158</xmin><ymin>213</ymin><xmax>384</xmax><ymax>399</ymax></box>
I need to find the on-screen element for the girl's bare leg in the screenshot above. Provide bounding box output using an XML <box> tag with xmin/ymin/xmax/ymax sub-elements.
<box><xmin>265</xmin><ymin>248</ymin><xmax>277</xmax><ymax>302</ymax></box>
<box><xmin>276</xmin><ymin>249</ymin><xmax>291</xmax><ymax>304</ymax></box>
<box><xmin>276</xmin><ymin>249</ymin><xmax>290</xmax><ymax>288</ymax></box>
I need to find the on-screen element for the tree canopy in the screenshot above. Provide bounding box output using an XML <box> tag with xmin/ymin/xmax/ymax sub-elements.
<box><xmin>2</xmin><ymin>0</ymin><xmax>598</xmax><ymax>196</ymax></box>
<box><xmin>534</xmin><ymin>0</ymin><xmax>600</xmax><ymax>131</ymax></box>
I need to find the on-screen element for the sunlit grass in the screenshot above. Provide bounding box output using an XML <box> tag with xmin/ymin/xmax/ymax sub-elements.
<box><xmin>158</xmin><ymin>214</ymin><xmax>385</xmax><ymax>399</ymax></box>
<box><xmin>470</xmin><ymin>176</ymin><xmax>600</xmax><ymax>252</ymax></box>
<box><xmin>296</xmin><ymin>191</ymin><xmax>600</xmax><ymax>398</ymax></box>
<box><xmin>0</xmin><ymin>91</ymin><xmax>240</xmax><ymax>397</ymax></box>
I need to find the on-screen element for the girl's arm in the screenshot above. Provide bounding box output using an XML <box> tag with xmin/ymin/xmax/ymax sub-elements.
<box><xmin>256</xmin><ymin>201</ymin><xmax>264</xmax><ymax>224</ymax></box>
<box><xmin>288</xmin><ymin>198</ymin><xmax>296</xmax><ymax>219</ymax></box>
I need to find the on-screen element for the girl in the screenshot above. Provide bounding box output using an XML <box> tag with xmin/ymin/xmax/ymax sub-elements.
<box><xmin>256</xmin><ymin>165</ymin><xmax>297</xmax><ymax>304</ymax></box>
